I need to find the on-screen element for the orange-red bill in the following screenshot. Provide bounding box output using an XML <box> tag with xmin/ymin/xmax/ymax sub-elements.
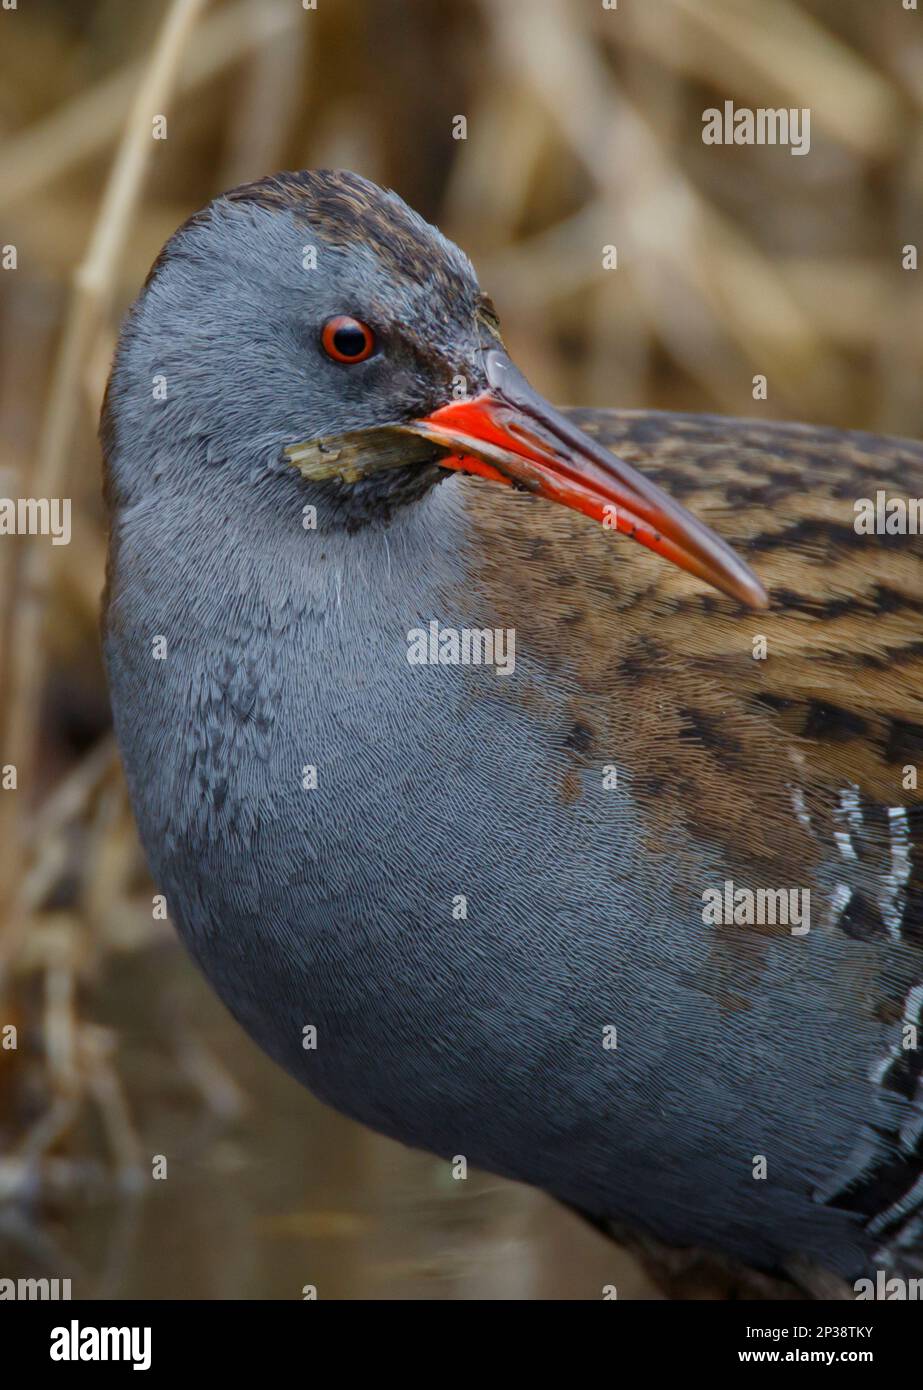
<box><xmin>402</xmin><ymin>350</ymin><xmax>769</xmax><ymax>610</ymax></box>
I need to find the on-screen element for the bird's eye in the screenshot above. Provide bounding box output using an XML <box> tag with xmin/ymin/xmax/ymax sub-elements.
<box><xmin>321</xmin><ymin>315</ymin><xmax>376</xmax><ymax>363</ymax></box>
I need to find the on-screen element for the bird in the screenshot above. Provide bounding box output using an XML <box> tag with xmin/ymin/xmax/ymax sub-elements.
<box><xmin>101</xmin><ymin>168</ymin><xmax>923</xmax><ymax>1297</ymax></box>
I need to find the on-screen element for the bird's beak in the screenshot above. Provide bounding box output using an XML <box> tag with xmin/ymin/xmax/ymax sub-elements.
<box><xmin>402</xmin><ymin>349</ymin><xmax>769</xmax><ymax>610</ymax></box>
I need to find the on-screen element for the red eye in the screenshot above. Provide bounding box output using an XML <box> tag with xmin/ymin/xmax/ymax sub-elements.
<box><xmin>321</xmin><ymin>315</ymin><xmax>375</xmax><ymax>363</ymax></box>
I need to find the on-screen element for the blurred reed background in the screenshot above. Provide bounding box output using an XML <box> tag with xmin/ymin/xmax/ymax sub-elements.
<box><xmin>0</xmin><ymin>0</ymin><xmax>922</xmax><ymax>1299</ymax></box>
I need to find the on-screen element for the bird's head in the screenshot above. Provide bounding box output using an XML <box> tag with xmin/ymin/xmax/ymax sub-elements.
<box><xmin>102</xmin><ymin>168</ymin><xmax>766</xmax><ymax>608</ymax></box>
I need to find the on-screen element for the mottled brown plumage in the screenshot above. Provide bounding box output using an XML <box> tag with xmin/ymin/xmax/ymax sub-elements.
<box><xmin>466</xmin><ymin>409</ymin><xmax>923</xmax><ymax>907</ymax></box>
<box><xmin>465</xmin><ymin>409</ymin><xmax>923</xmax><ymax>1040</ymax></box>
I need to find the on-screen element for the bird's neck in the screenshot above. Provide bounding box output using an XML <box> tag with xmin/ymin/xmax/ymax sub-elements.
<box><xmin>107</xmin><ymin>462</ymin><xmax>469</xmax><ymax>651</ymax></box>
